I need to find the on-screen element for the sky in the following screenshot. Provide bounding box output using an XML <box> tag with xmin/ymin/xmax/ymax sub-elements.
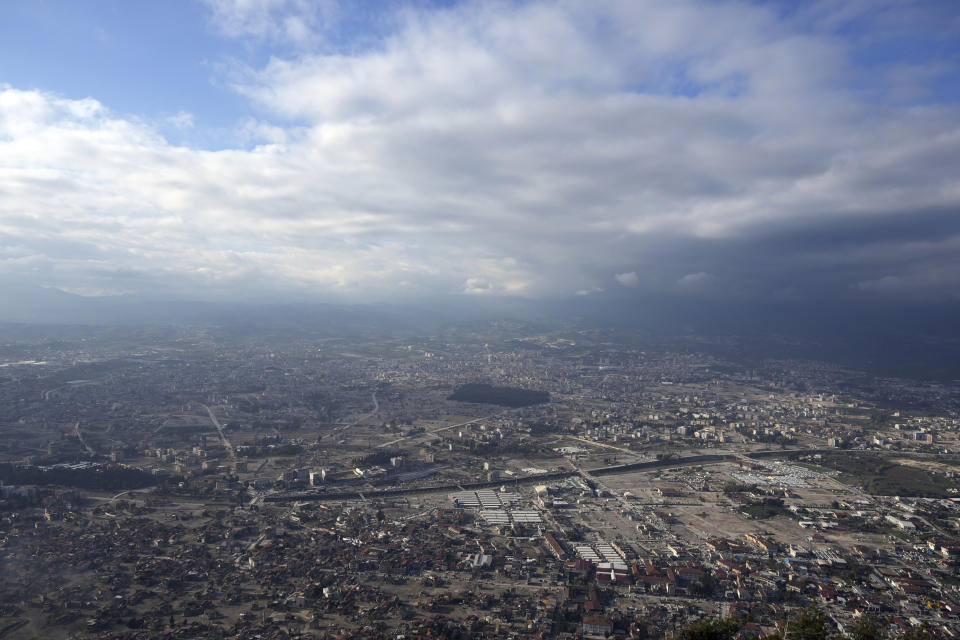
<box><xmin>1</xmin><ymin>0</ymin><xmax>959</xmax><ymax>309</ymax></box>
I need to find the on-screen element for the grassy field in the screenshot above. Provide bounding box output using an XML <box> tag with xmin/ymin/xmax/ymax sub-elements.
<box><xmin>818</xmin><ymin>453</ymin><xmax>959</xmax><ymax>497</ymax></box>
<box><xmin>740</xmin><ymin>503</ymin><xmax>789</xmax><ymax>519</ymax></box>
<box><xmin>793</xmin><ymin>462</ymin><xmax>831</xmax><ymax>473</ymax></box>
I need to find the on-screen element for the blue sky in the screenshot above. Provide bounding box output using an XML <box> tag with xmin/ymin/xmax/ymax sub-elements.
<box><xmin>3</xmin><ymin>1</ymin><xmax>955</xmax><ymax>127</ymax></box>
<box><xmin>0</xmin><ymin>0</ymin><xmax>959</xmax><ymax>303</ymax></box>
<box><xmin>2</xmin><ymin>5</ymin><xmax>227</xmax><ymax>112</ymax></box>
<box><xmin>0</xmin><ymin>1</ymin><xmax>455</xmax><ymax>145</ymax></box>
<box><xmin>1</xmin><ymin>2</ymin><xmax>268</xmax><ymax>146</ymax></box>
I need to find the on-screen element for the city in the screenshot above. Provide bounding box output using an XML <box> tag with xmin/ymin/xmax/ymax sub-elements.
<box><xmin>1</xmin><ymin>323</ymin><xmax>959</xmax><ymax>638</ymax></box>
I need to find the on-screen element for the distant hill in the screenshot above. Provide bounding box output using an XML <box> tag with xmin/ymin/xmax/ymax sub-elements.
<box><xmin>1</xmin><ymin>282</ymin><xmax>959</xmax><ymax>381</ymax></box>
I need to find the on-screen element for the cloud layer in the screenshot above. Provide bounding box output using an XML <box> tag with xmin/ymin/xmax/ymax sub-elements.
<box><xmin>1</xmin><ymin>0</ymin><xmax>959</xmax><ymax>303</ymax></box>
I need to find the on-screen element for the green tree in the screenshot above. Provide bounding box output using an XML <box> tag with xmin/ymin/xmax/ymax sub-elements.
<box><xmin>901</xmin><ymin>623</ymin><xmax>931</xmax><ymax>640</ymax></box>
<box><xmin>676</xmin><ymin>617</ymin><xmax>741</xmax><ymax>640</ymax></box>
<box><xmin>783</xmin><ymin>607</ymin><xmax>829</xmax><ymax>640</ymax></box>
<box><xmin>847</xmin><ymin>615</ymin><xmax>885</xmax><ymax>640</ymax></box>
<box><xmin>690</xmin><ymin>571</ymin><xmax>716</xmax><ymax>597</ymax></box>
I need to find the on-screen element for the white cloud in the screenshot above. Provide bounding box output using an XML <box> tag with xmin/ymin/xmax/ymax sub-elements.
<box><xmin>203</xmin><ymin>0</ymin><xmax>341</xmax><ymax>46</ymax></box>
<box><xmin>1</xmin><ymin>2</ymin><xmax>959</xmax><ymax>302</ymax></box>
<box><xmin>576</xmin><ymin>286</ymin><xmax>605</xmax><ymax>296</ymax></box>
<box><xmin>463</xmin><ymin>278</ymin><xmax>492</xmax><ymax>295</ymax></box>
<box><xmin>856</xmin><ymin>265</ymin><xmax>960</xmax><ymax>300</ymax></box>
<box><xmin>166</xmin><ymin>110</ymin><xmax>194</xmax><ymax>129</ymax></box>
<box><xmin>677</xmin><ymin>272</ymin><xmax>717</xmax><ymax>291</ymax></box>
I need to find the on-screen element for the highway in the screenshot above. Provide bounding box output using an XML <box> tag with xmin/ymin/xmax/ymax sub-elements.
<box><xmin>263</xmin><ymin>448</ymin><xmax>851</xmax><ymax>504</ymax></box>
<box><xmin>265</xmin><ymin>451</ymin><xmax>742</xmax><ymax>503</ymax></box>
<box><xmin>378</xmin><ymin>410</ymin><xmax>508</xmax><ymax>449</ymax></box>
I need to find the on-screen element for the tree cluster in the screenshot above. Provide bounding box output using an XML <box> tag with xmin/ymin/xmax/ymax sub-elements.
<box><xmin>675</xmin><ymin>607</ymin><xmax>930</xmax><ymax>640</ymax></box>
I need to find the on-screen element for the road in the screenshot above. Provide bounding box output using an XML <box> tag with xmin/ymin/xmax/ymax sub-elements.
<box><xmin>202</xmin><ymin>404</ymin><xmax>236</xmax><ymax>463</ymax></box>
<box><xmin>73</xmin><ymin>421</ymin><xmax>93</xmax><ymax>454</ymax></box>
<box><xmin>569</xmin><ymin>457</ymin><xmax>642</xmax><ymax>524</ymax></box>
<box><xmin>570</xmin><ymin>436</ymin><xmax>642</xmax><ymax>456</ymax></box>
<box><xmin>265</xmin><ymin>451</ymin><xmax>736</xmax><ymax>503</ymax></box>
<box><xmin>267</xmin><ymin>448</ymin><xmax>885</xmax><ymax>504</ymax></box>
<box><xmin>377</xmin><ymin>410</ymin><xmax>508</xmax><ymax>449</ymax></box>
